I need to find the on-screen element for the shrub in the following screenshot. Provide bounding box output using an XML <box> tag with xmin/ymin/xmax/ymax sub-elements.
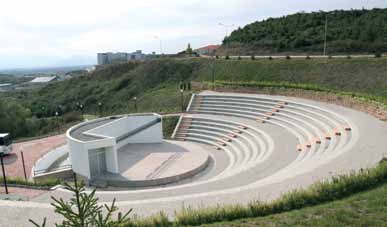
<box><xmin>251</xmin><ymin>55</ymin><xmax>255</xmax><ymax>60</ymax></box>
<box><xmin>0</xmin><ymin>176</ymin><xmax>61</xmax><ymax>188</ymax></box>
<box><xmin>306</xmin><ymin>55</ymin><xmax>311</xmax><ymax>59</ymax></box>
<box><xmin>347</xmin><ymin>55</ymin><xmax>352</xmax><ymax>59</ymax></box>
<box><xmin>225</xmin><ymin>55</ymin><xmax>230</xmax><ymax>60</ymax></box>
<box><xmin>29</xmin><ymin>180</ymin><xmax>132</xmax><ymax>227</ymax></box>
<box><xmin>215</xmin><ymin>55</ymin><xmax>219</xmax><ymax>59</ymax></box>
<box><xmin>62</xmin><ymin>112</ymin><xmax>83</xmax><ymax>124</ymax></box>
<box><xmin>238</xmin><ymin>56</ymin><xmax>242</xmax><ymax>60</ymax></box>
<box><xmin>268</xmin><ymin>56</ymin><xmax>273</xmax><ymax>60</ymax></box>
<box><xmin>286</xmin><ymin>55</ymin><xmax>291</xmax><ymax>60</ymax></box>
<box><xmin>374</xmin><ymin>52</ymin><xmax>382</xmax><ymax>58</ymax></box>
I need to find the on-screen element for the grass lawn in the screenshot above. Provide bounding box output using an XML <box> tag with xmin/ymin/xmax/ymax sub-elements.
<box><xmin>198</xmin><ymin>182</ymin><xmax>387</xmax><ymax>227</ymax></box>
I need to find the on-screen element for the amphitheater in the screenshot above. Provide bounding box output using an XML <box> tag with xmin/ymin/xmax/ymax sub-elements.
<box><xmin>1</xmin><ymin>91</ymin><xmax>387</xmax><ymax>226</ymax></box>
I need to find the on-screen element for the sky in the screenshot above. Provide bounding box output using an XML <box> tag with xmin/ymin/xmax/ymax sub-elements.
<box><xmin>0</xmin><ymin>0</ymin><xmax>386</xmax><ymax>69</ymax></box>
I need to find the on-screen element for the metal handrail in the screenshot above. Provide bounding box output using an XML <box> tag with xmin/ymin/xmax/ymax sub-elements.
<box><xmin>34</xmin><ymin>164</ymin><xmax>72</xmax><ymax>176</ymax></box>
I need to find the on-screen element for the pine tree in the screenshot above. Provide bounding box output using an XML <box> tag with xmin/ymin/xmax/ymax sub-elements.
<box><xmin>29</xmin><ymin>178</ymin><xmax>132</xmax><ymax>227</ymax></box>
<box><xmin>186</xmin><ymin>43</ymin><xmax>193</xmax><ymax>56</ymax></box>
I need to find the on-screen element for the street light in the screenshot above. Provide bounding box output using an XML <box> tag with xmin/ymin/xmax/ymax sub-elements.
<box><xmin>55</xmin><ymin>111</ymin><xmax>60</xmax><ymax>134</ymax></box>
<box><xmin>219</xmin><ymin>23</ymin><xmax>235</xmax><ymax>57</ymax></box>
<box><xmin>133</xmin><ymin>97</ymin><xmax>138</xmax><ymax>113</ymax></box>
<box><xmin>210</xmin><ymin>63</ymin><xmax>216</xmax><ymax>90</ymax></box>
<box><xmin>79</xmin><ymin>104</ymin><xmax>84</xmax><ymax>119</ymax></box>
<box><xmin>98</xmin><ymin>102</ymin><xmax>102</xmax><ymax>117</ymax></box>
<box><xmin>153</xmin><ymin>35</ymin><xmax>162</xmax><ymax>55</ymax></box>
<box><xmin>323</xmin><ymin>14</ymin><xmax>328</xmax><ymax>56</ymax></box>
<box><xmin>218</xmin><ymin>22</ymin><xmax>235</xmax><ymax>37</ymax></box>
<box><xmin>180</xmin><ymin>89</ymin><xmax>184</xmax><ymax>112</ymax></box>
<box><xmin>0</xmin><ymin>153</ymin><xmax>9</xmax><ymax>194</ymax></box>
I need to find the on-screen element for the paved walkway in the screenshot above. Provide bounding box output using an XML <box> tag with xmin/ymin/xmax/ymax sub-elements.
<box><xmin>0</xmin><ymin>187</ymin><xmax>48</xmax><ymax>200</ymax></box>
<box><xmin>2</xmin><ymin>134</ymin><xmax>66</xmax><ymax>179</ymax></box>
<box><xmin>0</xmin><ymin>93</ymin><xmax>387</xmax><ymax>226</ymax></box>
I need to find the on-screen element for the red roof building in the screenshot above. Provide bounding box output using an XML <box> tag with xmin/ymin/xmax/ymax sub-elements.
<box><xmin>194</xmin><ymin>45</ymin><xmax>220</xmax><ymax>56</ymax></box>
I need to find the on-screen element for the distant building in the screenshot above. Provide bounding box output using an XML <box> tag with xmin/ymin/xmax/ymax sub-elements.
<box><xmin>0</xmin><ymin>83</ymin><xmax>13</xmax><ymax>92</ymax></box>
<box><xmin>194</xmin><ymin>45</ymin><xmax>220</xmax><ymax>56</ymax></box>
<box><xmin>30</xmin><ymin>76</ymin><xmax>58</xmax><ymax>83</ymax></box>
<box><xmin>97</xmin><ymin>50</ymin><xmax>146</xmax><ymax>65</ymax></box>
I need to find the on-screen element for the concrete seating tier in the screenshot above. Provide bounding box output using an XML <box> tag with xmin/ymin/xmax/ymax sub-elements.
<box><xmin>189</xmin><ymin>94</ymin><xmax>352</xmax><ymax>159</ymax></box>
<box><xmin>174</xmin><ymin>116</ymin><xmax>272</xmax><ymax>177</ymax></box>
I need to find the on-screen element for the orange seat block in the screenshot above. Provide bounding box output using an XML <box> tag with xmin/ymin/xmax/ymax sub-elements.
<box><xmin>217</xmin><ymin>141</ymin><xmax>227</xmax><ymax>146</ymax></box>
<box><xmin>233</xmin><ymin>129</ymin><xmax>242</xmax><ymax>134</ymax></box>
<box><xmin>334</xmin><ymin>128</ymin><xmax>341</xmax><ymax>136</ymax></box>
<box><xmin>315</xmin><ymin>137</ymin><xmax>322</xmax><ymax>144</ymax></box>
<box><xmin>223</xmin><ymin>137</ymin><xmax>232</xmax><ymax>142</ymax></box>
<box><xmin>228</xmin><ymin>133</ymin><xmax>237</xmax><ymax>138</ymax></box>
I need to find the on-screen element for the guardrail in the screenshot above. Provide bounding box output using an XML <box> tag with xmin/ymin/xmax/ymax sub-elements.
<box><xmin>34</xmin><ymin>164</ymin><xmax>72</xmax><ymax>176</ymax></box>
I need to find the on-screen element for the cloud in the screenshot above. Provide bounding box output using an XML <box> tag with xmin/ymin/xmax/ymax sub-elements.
<box><xmin>0</xmin><ymin>0</ymin><xmax>385</xmax><ymax>68</ymax></box>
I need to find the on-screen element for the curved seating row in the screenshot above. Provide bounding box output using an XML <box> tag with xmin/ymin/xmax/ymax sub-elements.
<box><xmin>174</xmin><ymin>116</ymin><xmax>273</xmax><ymax>180</ymax></box>
<box><xmin>188</xmin><ymin>94</ymin><xmax>353</xmax><ymax>164</ymax></box>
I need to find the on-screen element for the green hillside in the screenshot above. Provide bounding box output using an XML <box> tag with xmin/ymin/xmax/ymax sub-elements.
<box><xmin>1</xmin><ymin>57</ymin><xmax>386</xmax><ymax>139</ymax></box>
<box><xmin>199</xmin><ymin>181</ymin><xmax>387</xmax><ymax>227</ymax></box>
<box><xmin>220</xmin><ymin>8</ymin><xmax>387</xmax><ymax>55</ymax></box>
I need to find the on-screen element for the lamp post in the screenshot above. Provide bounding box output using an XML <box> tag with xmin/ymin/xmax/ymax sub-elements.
<box><xmin>0</xmin><ymin>153</ymin><xmax>8</xmax><ymax>194</ymax></box>
<box><xmin>98</xmin><ymin>102</ymin><xmax>102</xmax><ymax>117</ymax></box>
<box><xmin>219</xmin><ymin>23</ymin><xmax>235</xmax><ymax>57</ymax></box>
<box><xmin>133</xmin><ymin>97</ymin><xmax>138</xmax><ymax>113</ymax></box>
<box><xmin>79</xmin><ymin>104</ymin><xmax>84</xmax><ymax>119</ymax></box>
<box><xmin>180</xmin><ymin>89</ymin><xmax>184</xmax><ymax>112</ymax></box>
<box><xmin>210</xmin><ymin>63</ymin><xmax>215</xmax><ymax>90</ymax></box>
<box><xmin>153</xmin><ymin>36</ymin><xmax>162</xmax><ymax>55</ymax></box>
<box><xmin>55</xmin><ymin>111</ymin><xmax>60</xmax><ymax>134</ymax></box>
<box><xmin>323</xmin><ymin>14</ymin><xmax>328</xmax><ymax>56</ymax></box>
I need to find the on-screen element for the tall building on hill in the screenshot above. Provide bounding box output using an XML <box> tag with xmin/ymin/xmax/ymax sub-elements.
<box><xmin>97</xmin><ymin>50</ymin><xmax>146</xmax><ymax>65</ymax></box>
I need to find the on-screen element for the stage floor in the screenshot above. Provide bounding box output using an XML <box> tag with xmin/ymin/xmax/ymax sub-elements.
<box><xmin>94</xmin><ymin>140</ymin><xmax>210</xmax><ymax>187</ymax></box>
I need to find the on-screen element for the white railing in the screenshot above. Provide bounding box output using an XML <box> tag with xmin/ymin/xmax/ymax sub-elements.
<box><xmin>186</xmin><ymin>93</ymin><xmax>196</xmax><ymax>112</ymax></box>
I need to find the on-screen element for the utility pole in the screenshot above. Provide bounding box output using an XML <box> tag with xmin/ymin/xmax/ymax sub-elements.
<box><xmin>323</xmin><ymin>14</ymin><xmax>328</xmax><ymax>56</ymax></box>
<box><xmin>153</xmin><ymin>36</ymin><xmax>162</xmax><ymax>55</ymax></box>
<box><xmin>0</xmin><ymin>154</ymin><xmax>8</xmax><ymax>194</ymax></box>
<box><xmin>219</xmin><ymin>23</ymin><xmax>235</xmax><ymax>57</ymax></box>
<box><xmin>180</xmin><ymin>89</ymin><xmax>184</xmax><ymax>112</ymax></box>
<box><xmin>211</xmin><ymin>63</ymin><xmax>215</xmax><ymax>90</ymax></box>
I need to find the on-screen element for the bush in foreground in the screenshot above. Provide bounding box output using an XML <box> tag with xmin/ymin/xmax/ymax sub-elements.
<box><xmin>29</xmin><ymin>180</ymin><xmax>132</xmax><ymax>227</ymax></box>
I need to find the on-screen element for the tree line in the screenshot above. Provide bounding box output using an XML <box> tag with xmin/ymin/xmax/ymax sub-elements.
<box><xmin>223</xmin><ymin>8</ymin><xmax>387</xmax><ymax>54</ymax></box>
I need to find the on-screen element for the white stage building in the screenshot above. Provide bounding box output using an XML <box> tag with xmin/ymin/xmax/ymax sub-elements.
<box><xmin>67</xmin><ymin>113</ymin><xmax>162</xmax><ymax>180</ymax></box>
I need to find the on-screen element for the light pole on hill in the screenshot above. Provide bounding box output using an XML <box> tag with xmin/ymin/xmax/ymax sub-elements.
<box><xmin>323</xmin><ymin>14</ymin><xmax>328</xmax><ymax>56</ymax></box>
<box><xmin>55</xmin><ymin>111</ymin><xmax>60</xmax><ymax>134</ymax></box>
<box><xmin>180</xmin><ymin>89</ymin><xmax>184</xmax><ymax>113</ymax></box>
<box><xmin>98</xmin><ymin>102</ymin><xmax>102</xmax><ymax>117</ymax></box>
<box><xmin>210</xmin><ymin>63</ymin><xmax>215</xmax><ymax>90</ymax></box>
<box><xmin>133</xmin><ymin>97</ymin><xmax>138</xmax><ymax>113</ymax></box>
<box><xmin>219</xmin><ymin>22</ymin><xmax>235</xmax><ymax>56</ymax></box>
<box><xmin>0</xmin><ymin>154</ymin><xmax>8</xmax><ymax>194</ymax></box>
<box><xmin>153</xmin><ymin>36</ymin><xmax>163</xmax><ymax>55</ymax></box>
